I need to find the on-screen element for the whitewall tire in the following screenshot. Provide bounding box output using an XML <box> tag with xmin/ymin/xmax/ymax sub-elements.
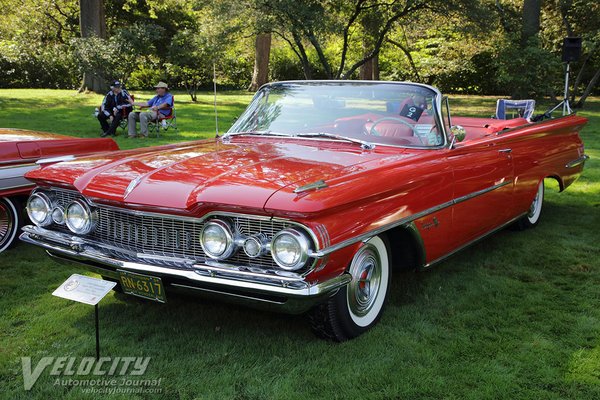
<box><xmin>0</xmin><ymin>197</ymin><xmax>21</xmax><ymax>254</ymax></box>
<box><xmin>309</xmin><ymin>235</ymin><xmax>391</xmax><ymax>341</ymax></box>
<box><xmin>516</xmin><ymin>180</ymin><xmax>544</xmax><ymax>230</ymax></box>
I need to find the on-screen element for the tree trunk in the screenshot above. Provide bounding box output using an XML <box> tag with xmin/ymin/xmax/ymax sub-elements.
<box><xmin>78</xmin><ymin>0</ymin><xmax>107</xmax><ymax>93</ymax></box>
<box><xmin>574</xmin><ymin>67</ymin><xmax>600</xmax><ymax>108</ymax></box>
<box><xmin>248</xmin><ymin>33</ymin><xmax>271</xmax><ymax>92</ymax></box>
<box><xmin>521</xmin><ymin>0</ymin><xmax>541</xmax><ymax>46</ymax></box>
<box><xmin>372</xmin><ymin>54</ymin><xmax>379</xmax><ymax>80</ymax></box>
<box><xmin>359</xmin><ymin>58</ymin><xmax>373</xmax><ymax>80</ymax></box>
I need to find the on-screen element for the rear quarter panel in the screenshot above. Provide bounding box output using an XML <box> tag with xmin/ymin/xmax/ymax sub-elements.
<box><xmin>495</xmin><ymin>115</ymin><xmax>587</xmax><ymax>215</ymax></box>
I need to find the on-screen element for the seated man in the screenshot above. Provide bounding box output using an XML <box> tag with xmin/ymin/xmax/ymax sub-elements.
<box><xmin>128</xmin><ymin>81</ymin><xmax>173</xmax><ymax>138</ymax></box>
<box><xmin>98</xmin><ymin>80</ymin><xmax>133</xmax><ymax>137</ymax></box>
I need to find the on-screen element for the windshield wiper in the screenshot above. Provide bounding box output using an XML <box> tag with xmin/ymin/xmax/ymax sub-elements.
<box><xmin>294</xmin><ymin>132</ymin><xmax>375</xmax><ymax>150</ymax></box>
<box><xmin>221</xmin><ymin>130</ymin><xmax>292</xmax><ymax>140</ymax></box>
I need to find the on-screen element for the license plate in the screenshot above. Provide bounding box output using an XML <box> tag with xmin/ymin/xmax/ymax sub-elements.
<box><xmin>118</xmin><ymin>270</ymin><xmax>166</xmax><ymax>303</ymax></box>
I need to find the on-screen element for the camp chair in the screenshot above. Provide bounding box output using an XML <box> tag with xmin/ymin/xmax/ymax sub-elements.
<box><xmin>118</xmin><ymin>94</ymin><xmax>135</xmax><ymax>132</ymax></box>
<box><xmin>495</xmin><ymin>99</ymin><xmax>536</xmax><ymax>121</ymax></box>
<box><xmin>149</xmin><ymin>96</ymin><xmax>178</xmax><ymax>138</ymax></box>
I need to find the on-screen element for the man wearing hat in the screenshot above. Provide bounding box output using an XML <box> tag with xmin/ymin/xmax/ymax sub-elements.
<box><xmin>128</xmin><ymin>81</ymin><xmax>173</xmax><ymax>138</ymax></box>
<box><xmin>97</xmin><ymin>80</ymin><xmax>133</xmax><ymax>137</ymax></box>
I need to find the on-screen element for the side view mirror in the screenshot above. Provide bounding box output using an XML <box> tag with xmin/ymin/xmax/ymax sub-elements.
<box><xmin>450</xmin><ymin>125</ymin><xmax>466</xmax><ymax>143</ymax></box>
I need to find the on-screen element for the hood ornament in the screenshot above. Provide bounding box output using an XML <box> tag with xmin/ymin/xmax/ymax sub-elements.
<box><xmin>124</xmin><ymin>175</ymin><xmax>144</xmax><ymax>199</ymax></box>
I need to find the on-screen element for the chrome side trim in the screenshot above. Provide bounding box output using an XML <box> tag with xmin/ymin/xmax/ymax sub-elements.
<box><xmin>565</xmin><ymin>155</ymin><xmax>590</xmax><ymax>168</ymax></box>
<box><xmin>314</xmin><ymin>180</ymin><xmax>512</xmax><ymax>257</ymax></box>
<box><xmin>36</xmin><ymin>155</ymin><xmax>76</xmax><ymax>165</ymax></box>
<box><xmin>0</xmin><ymin>162</ymin><xmax>38</xmax><ymax>171</ymax></box>
<box><xmin>0</xmin><ymin>158</ymin><xmax>39</xmax><ymax>166</ymax></box>
<box><xmin>20</xmin><ymin>229</ymin><xmax>351</xmax><ymax>298</ymax></box>
<box><xmin>0</xmin><ymin>164</ymin><xmax>39</xmax><ymax>191</ymax></box>
<box><xmin>0</xmin><ymin>182</ymin><xmax>35</xmax><ymax>192</ymax></box>
<box><xmin>422</xmin><ymin>212</ymin><xmax>527</xmax><ymax>269</ymax></box>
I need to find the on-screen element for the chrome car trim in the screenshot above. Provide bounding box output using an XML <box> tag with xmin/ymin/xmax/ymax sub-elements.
<box><xmin>36</xmin><ymin>155</ymin><xmax>76</xmax><ymax>165</ymax></box>
<box><xmin>294</xmin><ymin>180</ymin><xmax>328</xmax><ymax>194</ymax></box>
<box><xmin>0</xmin><ymin>162</ymin><xmax>38</xmax><ymax>171</ymax></box>
<box><xmin>20</xmin><ymin>228</ymin><xmax>351</xmax><ymax>298</ymax></box>
<box><xmin>0</xmin><ymin>182</ymin><xmax>35</xmax><ymax>192</ymax></box>
<box><xmin>422</xmin><ymin>212</ymin><xmax>527</xmax><ymax>269</ymax></box>
<box><xmin>123</xmin><ymin>175</ymin><xmax>144</xmax><ymax>199</ymax></box>
<box><xmin>314</xmin><ymin>180</ymin><xmax>512</xmax><ymax>257</ymax></box>
<box><xmin>565</xmin><ymin>154</ymin><xmax>589</xmax><ymax>168</ymax></box>
<box><xmin>0</xmin><ymin>163</ymin><xmax>39</xmax><ymax>191</ymax></box>
<box><xmin>22</xmin><ymin>225</ymin><xmax>307</xmax><ymax>281</ymax></box>
<box><xmin>0</xmin><ymin>159</ymin><xmax>39</xmax><ymax>166</ymax></box>
<box><xmin>233</xmin><ymin>80</ymin><xmax>449</xmax><ymax>149</ymax></box>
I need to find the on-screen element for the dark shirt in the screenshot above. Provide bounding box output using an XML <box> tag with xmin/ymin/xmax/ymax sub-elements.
<box><xmin>101</xmin><ymin>90</ymin><xmax>132</xmax><ymax>113</ymax></box>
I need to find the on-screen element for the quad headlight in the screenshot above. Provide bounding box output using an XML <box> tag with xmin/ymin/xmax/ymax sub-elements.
<box><xmin>65</xmin><ymin>200</ymin><xmax>97</xmax><ymax>235</ymax></box>
<box><xmin>26</xmin><ymin>192</ymin><xmax>53</xmax><ymax>227</ymax></box>
<box><xmin>270</xmin><ymin>228</ymin><xmax>311</xmax><ymax>271</ymax></box>
<box><xmin>200</xmin><ymin>219</ymin><xmax>236</xmax><ymax>260</ymax></box>
<box><xmin>243</xmin><ymin>233</ymin><xmax>268</xmax><ymax>258</ymax></box>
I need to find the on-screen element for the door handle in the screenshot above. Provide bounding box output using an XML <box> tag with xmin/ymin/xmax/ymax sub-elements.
<box><xmin>498</xmin><ymin>148</ymin><xmax>512</xmax><ymax>154</ymax></box>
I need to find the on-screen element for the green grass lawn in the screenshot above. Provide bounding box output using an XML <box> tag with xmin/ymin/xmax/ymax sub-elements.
<box><xmin>0</xmin><ymin>89</ymin><xmax>599</xmax><ymax>400</ymax></box>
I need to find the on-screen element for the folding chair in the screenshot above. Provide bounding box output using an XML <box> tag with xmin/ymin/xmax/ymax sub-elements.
<box><xmin>149</xmin><ymin>96</ymin><xmax>178</xmax><ymax>138</ymax></box>
<box><xmin>495</xmin><ymin>99</ymin><xmax>536</xmax><ymax>121</ymax></box>
<box><xmin>118</xmin><ymin>94</ymin><xmax>134</xmax><ymax>132</ymax></box>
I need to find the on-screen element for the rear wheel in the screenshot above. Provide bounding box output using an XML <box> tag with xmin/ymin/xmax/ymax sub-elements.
<box><xmin>309</xmin><ymin>235</ymin><xmax>391</xmax><ymax>341</ymax></box>
<box><xmin>0</xmin><ymin>197</ymin><xmax>21</xmax><ymax>254</ymax></box>
<box><xmin>515</xmin><ymin>181</ymin><xmax>544</xmax><ymax>230</ymax></box>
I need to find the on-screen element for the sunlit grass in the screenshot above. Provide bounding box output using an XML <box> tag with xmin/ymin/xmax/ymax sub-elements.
<box><xmin>0</xmin><ymin>89</ymin><xmax>598</xmax><ymax>399</ymax></box>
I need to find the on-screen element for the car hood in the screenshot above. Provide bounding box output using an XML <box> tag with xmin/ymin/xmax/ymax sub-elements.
<box><xmin>26</xmin><ymin>138</ymin><xmax>410</xmax><ymax>211</ymax></box>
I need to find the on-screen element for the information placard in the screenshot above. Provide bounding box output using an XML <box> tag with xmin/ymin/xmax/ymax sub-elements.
<box><xmin>52</xmin><ymin>274</ymin><xmax>116</xmax><ymax>305</ymax></box>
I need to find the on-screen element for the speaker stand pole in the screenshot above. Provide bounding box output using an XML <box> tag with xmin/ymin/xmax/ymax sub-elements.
<box><xmin>562</xmin><ymin>62</ymin><xmax>571</xmax><ymax>116</ymax></box>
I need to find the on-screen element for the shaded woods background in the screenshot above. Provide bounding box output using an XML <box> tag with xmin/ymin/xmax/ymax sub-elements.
<box><xmin>0</xmin><ymin>0</ymin><xmax>598</xmax><ymax>103</ymax></box>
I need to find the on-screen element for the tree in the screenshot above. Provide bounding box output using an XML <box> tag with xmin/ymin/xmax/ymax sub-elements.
<box><xmin>521</xmin><ymin>0</ymin><xmax>541</xmax><ymax>46</ymax></box>
<box><xmin>249</xmin><ymin>33</ymin><xmax>272</xmax><ymax>91</ymax></box>
<box><xmin>78</xmin><ymin>0</ymin><xmax>107</xmax><ymax>93</ymax></box>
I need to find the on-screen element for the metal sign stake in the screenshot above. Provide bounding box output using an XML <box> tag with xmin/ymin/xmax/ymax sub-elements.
<box><xmin>95</xmin><ymin>304</ymin><xmax>100</xmax><ymax>360</ymax></box>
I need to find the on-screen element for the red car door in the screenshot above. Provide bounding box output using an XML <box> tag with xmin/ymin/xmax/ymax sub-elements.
<box><xmin>448</xmin><ymin>139</ymin><xmax>514</xmax><ymax>247</ymax></box>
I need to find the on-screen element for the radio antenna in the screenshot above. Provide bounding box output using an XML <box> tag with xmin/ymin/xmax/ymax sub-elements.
<box><xmin>213</xmin><ymin>63</ymin><xmax>219</xmax><ymax>138</ymax></box>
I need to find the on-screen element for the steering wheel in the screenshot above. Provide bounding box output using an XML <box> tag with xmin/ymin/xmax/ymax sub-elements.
<box><xmin>368</xmin><ymin>117</ymin><xmax>422</xmax><ymax>143</ymax></box>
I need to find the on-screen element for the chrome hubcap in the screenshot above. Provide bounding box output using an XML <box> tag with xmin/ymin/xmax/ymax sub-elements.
<box><xmin>0</xmin><ymin>201</ymin><xmax>14</xmax><ymax>247</ymax></box>
<box><xmin>347</xmin><ymin>244</ymin><xmax>381</xmax><ymax>317</ymax></box>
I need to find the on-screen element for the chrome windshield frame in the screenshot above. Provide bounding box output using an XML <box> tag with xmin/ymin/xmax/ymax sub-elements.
<box><xmin>226</xmin><ymin>80</ymin><xmax>449</xmax><ymax>150</ymax></box>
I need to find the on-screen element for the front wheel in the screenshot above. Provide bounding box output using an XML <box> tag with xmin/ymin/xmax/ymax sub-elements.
<box><xmin>515</xmin><ymin>180</ymin><xmax>544</xmax><ymax>230</ymax></box>
<box><xmin>0</xmin><ymin>197</ymin><xmax>21</xmax><ymax>254</ymax></box>
<box><xmin>309</xmin><ymin>235</ymin><xmax>391</xmax><ymax>341</ymax></box>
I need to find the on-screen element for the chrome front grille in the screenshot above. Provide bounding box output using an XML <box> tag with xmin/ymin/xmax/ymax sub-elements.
<box><xmin>46</xmin><ymin>189</ymin><xmax>294</xmax><ymax>269</ymax></box>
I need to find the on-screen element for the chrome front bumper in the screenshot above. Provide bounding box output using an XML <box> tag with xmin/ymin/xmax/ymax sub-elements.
<box><xmin>20</xmin><ymin>225</ymin><xmax>350</xmax><ymax>313</ymax></box>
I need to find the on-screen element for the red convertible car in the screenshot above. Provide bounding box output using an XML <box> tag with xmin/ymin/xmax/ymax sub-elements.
<box><xmin>0</xmin><ymin>129</ymin><xmax>118</xmax><ymax>253</ymax></box>
<box><xmin>20</xmin><ymin>81</ymin><xmax>589</xmax><ymax>340</ymax></box>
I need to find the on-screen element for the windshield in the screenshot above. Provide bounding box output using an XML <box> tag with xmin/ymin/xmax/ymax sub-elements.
<box><xmin>228</xmin><ymin>82</ymin><xmax>446</xmax><ymax>148</ymax></box>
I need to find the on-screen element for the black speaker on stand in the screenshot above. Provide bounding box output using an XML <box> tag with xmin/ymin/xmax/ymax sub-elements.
<box><xmin>556</xmin><ymin>37</ymin><xmax>582</xmax><ymax>115</ymax></box>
